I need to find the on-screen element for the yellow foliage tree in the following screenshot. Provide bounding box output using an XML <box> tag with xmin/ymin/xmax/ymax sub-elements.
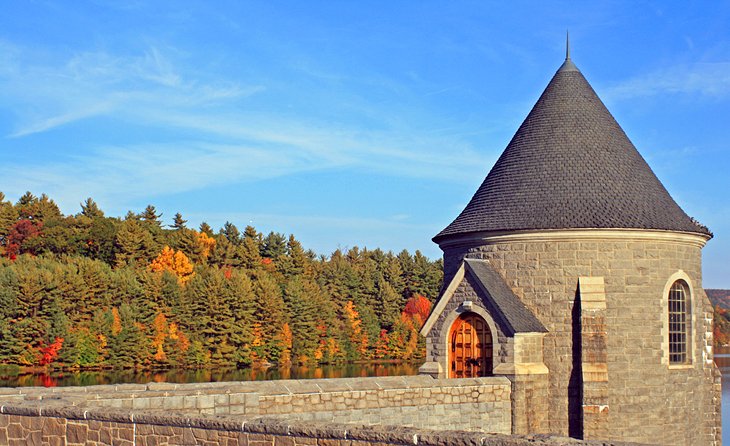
<box><xmin>279</xmin><ymin>323</ymin><xmax>293</xmax><ymax>364</ymax></box>
<box><xmin>168</xmin><ymin>322</ymin><xmax>190</xmax><ymax>354</ymax></box>
<box><xmin>250</xmin><ymin>322</ymin><xmax>264</xmax><ymax>365</ymax></box>
<box><xmin>343</xmin><ymin>301</ymin><xmax>368</xmax><ymax>357</ymax></box>
<box><xmin>111</xmin><ymin>307</ymin><xmax>122</xmax><ymax>336</ymax></box>
<box><xmin>149</xmin><ymin>246</ymin><xmax>194</xmax><ymax>283</ymax></box>
<box><xmin>196</xmin><ymin>231</ymin><xmax>216</xmax><ymax>260</ymax></box>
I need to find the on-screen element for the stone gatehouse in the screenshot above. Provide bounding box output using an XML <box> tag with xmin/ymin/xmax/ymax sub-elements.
<box><xmin>418</xmin><ymin>47</ymin><xmax>721</xmax><ymax>445</ymax></box>
<box><xmin>0</xmin><ymin>46</ymin><xmax>721</xmax><ymax>446</ymax></box>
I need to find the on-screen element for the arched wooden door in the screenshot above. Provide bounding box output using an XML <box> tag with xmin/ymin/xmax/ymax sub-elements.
<box><xmin>449</xmin><ymin>312</ymin><xmax>493</xmax><ymax>378</ymax></box>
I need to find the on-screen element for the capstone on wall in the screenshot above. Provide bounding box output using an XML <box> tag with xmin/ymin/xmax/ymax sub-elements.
<box><xmin>438</xmin><ymin>231</ymin><xmax>720</xmax><ymax>446</ymax></box>
<box><xmin>0</xmin><ymin>408</ymin><xmax>648</xmax><ymax>446</ymax></box>
<box><xmin>0</xmin><ymin>376</ymin><xmax>512</xmax><ymax>434</ymax></box>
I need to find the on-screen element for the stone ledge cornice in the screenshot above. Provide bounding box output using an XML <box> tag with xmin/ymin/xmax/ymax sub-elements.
<box><xmin>437</xmin><ymin>228</ymin><xmax>710</xmax><ymax>250</ymax></box>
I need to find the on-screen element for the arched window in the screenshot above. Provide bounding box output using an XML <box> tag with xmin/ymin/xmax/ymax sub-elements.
<box><xmin>668</xmin><ymin>280</ymin><xmax>691</xmax><ymax>364</ymax></box>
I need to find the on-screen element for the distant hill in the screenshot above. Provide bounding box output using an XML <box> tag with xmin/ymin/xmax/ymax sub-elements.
<box><xmin>708</xmin><ymin>289</ymin><xmax>730</xmax><ymax>346</ymax></box>
<box><xmin>706</xmin><ymin>289</ymin><xmax>730</xmax><ymax>310</ymax></box>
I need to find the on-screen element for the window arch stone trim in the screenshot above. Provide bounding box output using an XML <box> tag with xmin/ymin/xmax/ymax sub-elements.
<box><xmin>661</xmin><ymin>270</ymin><xmax>696</xmax><ymax>367</ymax></box>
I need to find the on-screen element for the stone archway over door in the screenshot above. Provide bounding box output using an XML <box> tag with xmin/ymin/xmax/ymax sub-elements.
<box><xmin>449</xmin><ymin>312</ymin><xmax>493</xmax><ymax>378</ymax></box>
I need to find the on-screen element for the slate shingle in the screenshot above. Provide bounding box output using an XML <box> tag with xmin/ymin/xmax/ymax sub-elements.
<box><xmin>464</xmin><ymin>259</ymin><xmax>547</xmax><ymax>335</ymax></box>
<box><xmin>434</xmin><ymin>59</ymin><xmax>711</xmax><ymax>243</ymax></box>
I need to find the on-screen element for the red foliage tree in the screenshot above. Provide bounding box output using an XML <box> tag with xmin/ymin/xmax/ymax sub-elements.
<box><xmin>38</xmin><ymin>337</ymin><xmax>64</xmax><ymax>366</ymax></box>
<box><xmin>5</xmin><ymin>219</ymin><xmax>43</xmax><ymax>259</ymax></box>
<box><xmin>402</xmin><ymin>294</ymin><xmax>432</xmax><ymax>328</ymax></box>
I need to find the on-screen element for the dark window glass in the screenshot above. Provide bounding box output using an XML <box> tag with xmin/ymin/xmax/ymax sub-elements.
<box><xmin>668</xmin><ymin>281</ymin><xmax>690</xmax><ymax>364</ymax></box>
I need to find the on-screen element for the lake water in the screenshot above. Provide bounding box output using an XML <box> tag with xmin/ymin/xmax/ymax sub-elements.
<box><xmin>715</xmin><ymin>348</ymin><xmax>730</xmax><ymax>445</ymax></box>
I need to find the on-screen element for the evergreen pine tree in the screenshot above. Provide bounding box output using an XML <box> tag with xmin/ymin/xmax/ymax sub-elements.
<box><xmin>208</xmin><ymin>235</ymin><xmax>242</xmax><ymax>268</ymax></box>
<box><xmin>199</xmin><ymin>221</ymin><xmax>213</xmax><ymax>236</ymax></box>
<box><xmin>261</xmin><ymin>231</ymin><xmax>287</xmax><ymax>259</ymax></box>
<box><xmin>252</xmin><ymin>270</ymin><xmax>286</xmax><ymax>362</ymax></box>
<box><xmin>171</xmin><ymin>213</ymin><xmax>187</xmax><ymax>230</ymax></box>
<box><xmin>174</xmin><ymin>229</ymin><xmax>204</xmax><ymax>264</ymax></box>
<box><xmin>139</xmin><ymin>205</ymin><xmax>162</xmax><ymax>227</ymax></box>
<box><xmin>284</xmin><ymin>277</ymin><xmax>320</xmax><ymax>363</ymax></box>
<box><xmin>220</xmin><ymin>222</ymin><xmax>241</xmax><ymax>245</ymax></box>
<box><xmin>80</xmin><ymin>198</ymin><xmax>104</xmax><ymax>219</ymax></box>
<box><xmin>375</xmin><ymin>276</ymin><xmax>402</xmax><ymax>330</ymax></box>
<box><xmin>79</xmin><ymin>217</ymin><xmax>118</xmax><ymax>264</ymax></box>
<box><xmin>0</xmin><ymin>195</ymin><xmax>18</xmax><ymax>251</ymax></box>
<box><xmin>114</xmin><ymin>219</ymin><xmax>158</xmax><ymax>268</ymax></box>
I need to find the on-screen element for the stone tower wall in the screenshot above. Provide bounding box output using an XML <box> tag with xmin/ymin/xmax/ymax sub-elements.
<box><xmin>440</xmin><ymin>231</ymin><xmax>720</xmax><ymax>445</ymax></box>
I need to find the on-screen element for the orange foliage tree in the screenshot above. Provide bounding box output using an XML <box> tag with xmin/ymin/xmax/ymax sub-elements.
<box><xmin>375</xmin><ymin>329</ymin><xmax>390</xmax><ymax>359</ymax></box>
<box><xmin>149</xmin><ymin>246</ymin><xmax>194</xmax><ymax>283</ymax></box>
<box><xmin>151</xmin><ymin>313</ymin><xmax>168</xmax><ymax>362</ymax></box>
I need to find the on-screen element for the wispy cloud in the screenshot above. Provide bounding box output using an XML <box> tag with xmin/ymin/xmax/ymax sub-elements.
<box><xmin>606</xmin><ymin>62</ymin><xmax>730</xmax><ymax>99</ymax></box>
<box><xmin>10</xmin><ymin>102</ymin><xmax>116</xmax><ymax>138</ymax></box>
<box><xmin>0</xmin><ymin>41</ymin><xmax>262</xmax><ymax>137</ymax></box>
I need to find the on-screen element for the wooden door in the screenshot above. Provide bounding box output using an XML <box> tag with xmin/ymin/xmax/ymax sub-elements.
<box><xmin>449</xmin><ymin>313</ymin><xmax>492</xmax><ymax>378</ymax></box>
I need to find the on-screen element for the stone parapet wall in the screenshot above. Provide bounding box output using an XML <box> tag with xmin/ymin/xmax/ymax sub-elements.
<box><xmin>0</xmin><ymin>405</ymin><xmax>647</xmax><ymax>446</ymax></box>
<box><xmin>0</xmin><ymin>376</ymin><xmax>511</xmax><ymax>433</ymax></box>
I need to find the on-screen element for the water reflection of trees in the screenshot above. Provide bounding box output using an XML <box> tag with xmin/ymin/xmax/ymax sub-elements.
<box><xmin>0</xmin><ymin>363</ymin><xmax>423</xmax><ymax>387</ymax></box>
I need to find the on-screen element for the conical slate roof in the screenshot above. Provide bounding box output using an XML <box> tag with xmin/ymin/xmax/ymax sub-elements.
<box><xmin>434</xmin><ymin>56</ymin><xmax>711</xmax><ymax>243</ymax></box>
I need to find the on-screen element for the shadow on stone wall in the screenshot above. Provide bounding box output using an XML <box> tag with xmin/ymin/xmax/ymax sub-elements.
<box><xmin>568</xmin><ymin>286</ymin><xmax>583</xmax><ymax>439</ymax></box>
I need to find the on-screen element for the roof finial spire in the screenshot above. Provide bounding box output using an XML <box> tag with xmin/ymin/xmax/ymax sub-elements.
<box><xmin>566</xmin><ymin>30</ymin><xmax>570</xmax><ymax>60</ymax></box>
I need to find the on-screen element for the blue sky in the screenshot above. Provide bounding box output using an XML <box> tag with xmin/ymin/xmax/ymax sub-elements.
<box><xmin>1</xmin><ymin>1</ymin><xmax>729</xmax><ymax>287</ymax></box>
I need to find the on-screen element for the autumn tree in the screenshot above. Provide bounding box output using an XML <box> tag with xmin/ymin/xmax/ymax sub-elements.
<box><xmin>342</xmin><ymin>301</ymin><xmax>368</xmax><ymax>360</ymax></box>
<box><xmin>4</xmin><ymin>219</ymin><xmax>43</xmax><ymax>259</ymax></box>
<box><xmin>148</xmin><ymin>246</ymin><xmax>194</xmax><ymax>284</ymax></box>
<box><xmin>402</xmin><ymin>294</ymin><xmax>432</xmax><ymax>328</ymax></box>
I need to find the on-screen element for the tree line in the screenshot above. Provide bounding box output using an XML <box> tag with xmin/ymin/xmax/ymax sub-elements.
<box><xmin>0</xmin><ymin>192</ymin><xmax>442</xmax><ymax>369</ymax></box>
